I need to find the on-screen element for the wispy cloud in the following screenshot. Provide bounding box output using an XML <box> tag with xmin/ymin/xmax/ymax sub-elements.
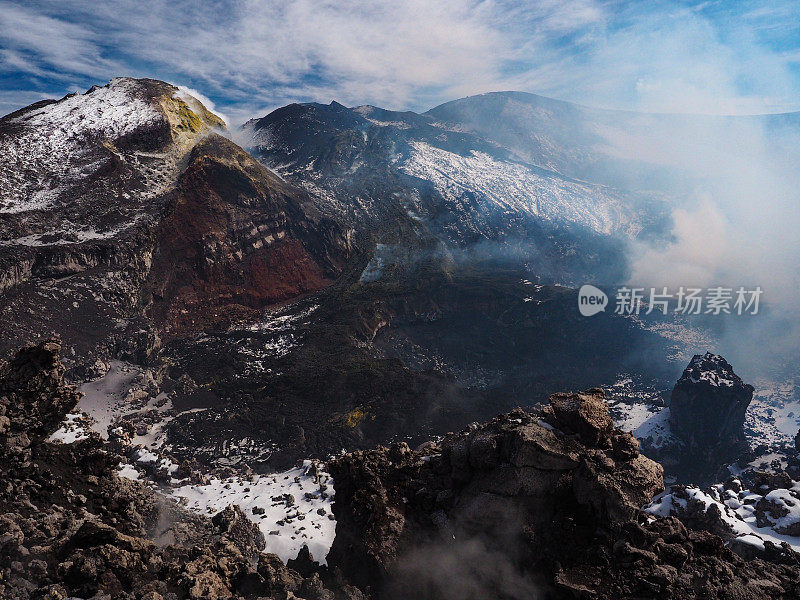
<box><xmin>1</xmin><ymin>0</ymin><xmax>799</xmax><ymax>122</ymax></box>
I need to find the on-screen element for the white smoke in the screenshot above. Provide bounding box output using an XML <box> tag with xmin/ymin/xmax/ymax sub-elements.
<box><xmin>606</xmin><ymin>110</ymin><xmax>800</xmax><ymax>372</ymax></box>
<box><xmin>173</xmin><ymin>84</ymin><xmax>230</xmax><ymax>127</ymax></box>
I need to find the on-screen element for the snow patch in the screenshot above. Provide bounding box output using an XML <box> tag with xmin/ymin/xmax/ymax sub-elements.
<box><xmin>646</xmin><ymin>482</ymin><xmax>800</xmax><ymax>551</ymax></box>
<box><xmin>172</xmin><ymin>460</ymin><xmax>336</xmax><ymax>564</ymax></box>
<box><xmin>117</xmin><ymin>463</ymin><xmax>142</xmax><ymax>481</ymax></box>
<box><xmin>49</xmin><ymin>412</ymin><xmax>90</xmax><ymax>444</ymax></box>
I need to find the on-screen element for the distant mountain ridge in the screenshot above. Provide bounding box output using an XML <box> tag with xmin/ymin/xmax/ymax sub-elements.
<box><xmin>240</xmin><ymin>92</ymin><xmax>668</xmax><ymax>286</ymax></box>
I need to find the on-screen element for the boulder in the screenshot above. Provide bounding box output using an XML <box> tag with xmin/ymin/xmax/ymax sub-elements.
<box><xmin>549</xmin><ymin>388</ymin><xmax>614</xmax><ymax>447</ymax></box>
<box><xmin>211</xmin><ymin>504</ymin><xmax>266</xmax><ymax>557</ymax></box>
<box><xmin>669</xmin><ymin>352</ymin><xmax>754</xmax><ymax>482</ymax></box>
<box><xmin>0</xmin><ymin>339</ymin><xmax>81</xmax><ymax>443</ymax></box>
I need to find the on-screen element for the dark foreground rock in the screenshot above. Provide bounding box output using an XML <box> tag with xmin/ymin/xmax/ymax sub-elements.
<box><xmin>0</xmin><ymin>341</ymin><xmax>360</xmax><ymax>600</ymax></box>
<box><xmin>328</xmin><ymin>389</ymin><xmax>799</xmax><ymax>599</ymax></box>
<box><xmin>1</xmin><ymin>341</ymin><xmax>798</xmax><ymax>599</ymax></box>
<box><xmin>668</xmin><ymin>352</ymin><xmax>754</xmax><ymax>483</ymax></box>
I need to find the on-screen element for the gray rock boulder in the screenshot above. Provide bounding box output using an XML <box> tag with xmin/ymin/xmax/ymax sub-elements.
<box><xmin>669</xmin><ymin>352</ymin><xmax>754</xmax><ymax>482</ymax></box>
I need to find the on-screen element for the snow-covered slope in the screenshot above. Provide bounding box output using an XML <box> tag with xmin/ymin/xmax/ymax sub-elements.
<box><xmin>0</xmin><ymin>77</ymin><xmax>224</xmax><ymax>244</ymax></box>
<box><xmin>398</xmin><ymin>140</ymin><xmax>629</xmax><ymax>236</ymax></box>
<box><xmin>243</xmin><ymin>97</ymin><xmax>667</xmax><ymax>289</ymax></box>
<box><xmin>0</xmin><ymin>79</ymin><xmax>163</xmax><ymax>215</ymax></box>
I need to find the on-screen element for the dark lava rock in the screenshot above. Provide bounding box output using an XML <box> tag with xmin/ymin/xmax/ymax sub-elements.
<box><xmin>669</xmin><ymin>352</ymin><xmax>754</xmax><ymax>482</ymax></box>
<box><xmin>211</xmin><ymin>504</ymin><xmax>266</xmax><ymax>557</ymax></box>
<box><xmin>548</xmin><ymin>387</ymin><xmax>614</xmax><ymax>446</ymax></box>
<box><xmin>327</xmin><ymin>394</ymin><xmax>665</xmax><ymax>594</ymax></box>
<box><xmin>0</xmin><ymin>341</ymin><xmax>347</xmax><ymax>600</ymax></box>
<box><xmin>0</xmin><ymin>339</ymin><xmax>81</xmax><ymax>443</ymax></box>
<box><xmin>327</xmin><ymin>393</ymin><xmax>799</xmax><ymax>599</ymax></box>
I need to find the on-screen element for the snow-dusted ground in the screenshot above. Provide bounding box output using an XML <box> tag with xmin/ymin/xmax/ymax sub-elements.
<box><xmin>48</xmin><ymin>338</ymin><xmax>338</xmax><ymax>565</ymax></box>
<box><xmin>49</xmin><ymin>362</ymin><xmax>155</xmax><ymax>444</ymax></box>
<box><xmin>745</xmin><ymin>377</ymin><xmax>800</xmax><ymax>451</ymax></box>
<box><xmin>75</xmin><ymin>361</ymin><xmax>149</xmax><ymax>439</ymax></box>
<box><xmin>48</xmin><ymin>359</ymin><xmax>192</xmax><ymax>457</ymax></box>
<box><xmin>646</xmin><ymin>481</ymin><xmax>800</xmax><ymax>552</ymax></box>
<box><xmin>0</xmin><ymin>78</ymin><xmax>223</xmax><ymax>253</ymax></box>
<box><xmin>398</xmin><ymin>141</ymin><xmax>629</xmax><ymax>236</ymax></box>
<box><xmin>0</xmin><ymin>78</ymin><xmax>162</xmax><ymax>215</ymax></box>
<box><xmin>171</xmin><ymin>461</ymin><xmax>336</xmax><ymax>564</ymax></box>
<box><xmin>609</xmin><ymin>369</ymin><xmax>800</xmax><ymax>550</ymax></box>
<box><xmin>608</xmin><ymin>399</ymin><xmax>679</xmax><ymax>466</ymax></box>
<box><xmin>605</xmin><ymin>376</ymin><xmax>679</xmax><ymax>454</ymax></box>
<box><xmin>71</xmin><ymin>431</ymin><xmax>338</xmax><ymax>564</ymax></box>
<box><xmin>51</xmin><ymin>363</ymin><xmax>338</xmax><ymax>564</ymax></box>
<box><xmin>117</xmin><ymin>462</ymin><xmax>142</xmax><ymax>481</ymax></box>
<box><xmin>631</xmin><ymin>407</ymin><xmax>678</xmax><ymax>452</ymax></box>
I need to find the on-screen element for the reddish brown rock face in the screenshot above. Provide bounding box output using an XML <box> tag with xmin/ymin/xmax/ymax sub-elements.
<box><xmin>146</xmin><ymin>134</ymin><xmax>353</xmax><ymax>339</ymax></box>
<box><xmin>244</xmin><ymin>239</ymin><xmax>331</xmax><ymax>301</ymax></box>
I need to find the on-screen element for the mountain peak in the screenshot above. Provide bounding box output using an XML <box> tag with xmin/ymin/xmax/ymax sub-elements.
<box><xmin>0</xmin><ymin>77</ymin><xmax>225</xmax><ymax>216</ymax></box>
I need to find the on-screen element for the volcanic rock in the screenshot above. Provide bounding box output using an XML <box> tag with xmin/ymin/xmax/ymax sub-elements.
<box><xmin>0</xmin><ymin>341</ymin><xmax>346</xmax><ymax>600</ymax></box>
<box><xmin>0</xmin><ymin>78</ymin><xmax>355</xmax><ymax>370</ymax></box>
<box><xmin>548</xmin><ymin>387</ymin><xmax>614</xmax><ymax>446</ymax></box>
<box><xmin>327</xmin><ymin>394</ymin><xmax>665</xmax><ymax>593</ymax></box>
<box><xmin>668</xmin><ymin>352</ymin><xmax>754</xmax><ymax>482</ymax></box>
<box><xmin>327</xmin><ymin>393</ymin><xmax>800</xmax><ymax>598</ymax></box>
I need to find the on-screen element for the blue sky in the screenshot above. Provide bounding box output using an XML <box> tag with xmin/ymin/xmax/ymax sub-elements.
<box><xmin>1</xmin><ymin>0</ymin><xmax>799</xmax><ymax>124</ymax></box>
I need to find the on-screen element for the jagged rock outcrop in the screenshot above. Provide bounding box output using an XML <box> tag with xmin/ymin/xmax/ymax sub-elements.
<box><xmin>328</xmin><ymin>389</ymin><xmax>665</xmax><ymax>594</ymax></box>
<box><xmin>547</xmin><ymin>388</ymin><xmax>614</xmax><ymax>446</ymax></box>
<box><xmin>668</xmin><ymin>352</ymin><xmax>754</xmax><ymax>482</ymax></box>
<box><xmin>327</xmin><ymin>389</ymin><xmax>799</xmax><ymax>598</ymax></box>
<box><xmin>0</xmin><ymin>341</ymin><xmax>359</xmax><ymax>600</ymax></box>
<box><xmin>0</xmin><ymin>340</ymin><xmax>81</xmax><ymax>446</ymax></box>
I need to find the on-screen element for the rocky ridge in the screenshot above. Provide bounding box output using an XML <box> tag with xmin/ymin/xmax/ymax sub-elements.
<box><xmin>326</xmin><ymin>388</ymin><xmax>800</xmax><ymax>598</ymax></box>
<box><xmin>1</xmin><ymin>341</ymin><xmax>799</xmax><ymax>598</ymax></box>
